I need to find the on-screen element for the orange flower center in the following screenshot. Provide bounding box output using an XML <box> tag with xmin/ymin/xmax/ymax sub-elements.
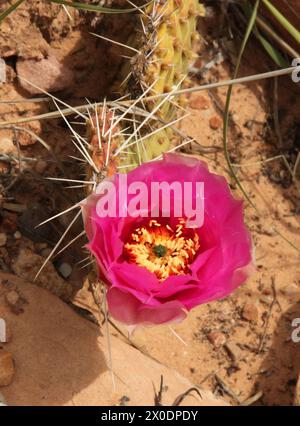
<box><xmin>124</xmin><ymin>219</ymin><xmax>200</xmax><ymax>281</ymax></box>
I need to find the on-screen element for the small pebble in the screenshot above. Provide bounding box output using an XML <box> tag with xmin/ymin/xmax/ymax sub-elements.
<box><xmin>58</xmin><ymin>262</ymin><xmax>72</xmax><ymax>279</ymax></box>
<box><xmin>209</xmin><ymin>115</ymin><xmax>222</xmax><ymax>130</ymax></box>
<box><xmin>217</xmin><ymin>313</ymin><xmax>229</xmax><ymax>322</ymax></box>
<box><xmin>242</xmin><ymin>302</ymin><xmax>258</xmax><ymax>322</ymax></box>
<box><xmin>119</xmin><ymin>395</ymin><xmax>130</xmax><ymax>406</ymax></box>
<box><xmin>13</xmin><ymin>231</ymin><xmax>22</xmax><ymax>240</ymax></box>
<box><xmin>0</xmin><ymin>233</ymin><xmax>7</xmax><ymax>247</ymax></box>
<box><xmin>0</xmin><ymin>137</ymin><xmax>16</xmax><ymax>155</ymax></box>
<box><xmin>5</xmin><ymin>290</ymin><xmax>19</xmax><ymax>307</ymax></box>
<box><xmin>232</xmin><ymin>113</ymin><xmax>239</xmax><ymax>122</ymax></box>
<box><xmin>207</xmin><ymin>331</ymin><xmax>226</xmax><ymax>348</ymax></box>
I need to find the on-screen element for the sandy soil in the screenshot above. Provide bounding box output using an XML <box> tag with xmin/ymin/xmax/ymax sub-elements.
<box><xmin>0</xmin><ymin>0</ymin><xmax>300</xmax><ymax>406</ymax></box>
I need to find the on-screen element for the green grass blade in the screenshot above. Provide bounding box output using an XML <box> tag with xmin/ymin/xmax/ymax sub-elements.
<box><xmin>243</xmin><ymin>2</ymin><xmax>288</xmax><ymax>67</ymax></box>
<box><xmin>0</xmin><ymin>0</ymin><xmax>25</xmax><ymax>23</ymax></box>
<box><xmin>255</xmin><ymin>30</ymin><xmax>288</xmax><ymax>67</ymax></box>
<box><xmin>262</xmin><ymin>0</ymin><xmax>300</xmax><ymax>44</ymax></box>
<box><xmin>49</xmin><ymin>0</ymin><xmax>148</xmax><ymax>14</ymax></box>
<box><xmin>223</xmin><ymin>0</ymin><xmax>261</xmax><ymax>209</ymax></box>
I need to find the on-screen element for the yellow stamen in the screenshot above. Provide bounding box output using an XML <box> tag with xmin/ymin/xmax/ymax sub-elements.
<box><xmin>124</xmin><ymin>219</ymin><xmax>200</xmax><ymax>282</ymax></box>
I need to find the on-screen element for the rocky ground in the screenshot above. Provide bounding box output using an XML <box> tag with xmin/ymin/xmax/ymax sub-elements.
<box><xmin>0</xmin><ymin>0</ymin><xmax>300</xmax><ymax>406</ymax></box>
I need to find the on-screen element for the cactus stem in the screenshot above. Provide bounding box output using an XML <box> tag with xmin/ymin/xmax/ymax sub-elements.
<box><xmin>114</xmin><ymin>75</ymin><xmax>185</xmax><ymax>157</ymax></box>
<box><xmin>121</xmin><ymin>112</ymin><xmax>190</xmax><ymax>152</ymax></box>
<box><xmin>103</xmin><ymin>80</ymin><xmax>157</xmax><ymax>138</ymax></box>
<box><xmin>152</xmin><ymin>137</ymin><xmax>196</xmax><ymax>162</ymax></box>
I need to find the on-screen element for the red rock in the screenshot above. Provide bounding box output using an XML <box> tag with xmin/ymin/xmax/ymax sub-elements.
<box><xmin>189</xmin><ymin>95</ymin><xmax>210</xmax><ymax>110</ymax></box>
<box><xmin>17</xmin><ymin>54</ymin><xmax>73</xmax><ymax>95</ymax></box>
<box><xmin>242</xmin><ymin>303</ymin><xmax>258</xmax><ymax>322</ymax></box>
<box><xmin>207</xmin><ymin>331</ymin><xmax>226</xmax><ymax>348</ymax></box>
<box><xmin>18</xmin><ymin>122</ymin><xmax>42</xmax><ymax>146</ymax></box>
<box><xmin>209</xmin><ymin>115</ymin><xmax>222</xmax><ymax>130</ymax></box>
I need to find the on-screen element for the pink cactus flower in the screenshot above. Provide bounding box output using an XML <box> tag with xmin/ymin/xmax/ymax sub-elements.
<box><xmin>81</xmin><ymin>154</ymin><xmax>253</xmax><ymax>327</ymax></box>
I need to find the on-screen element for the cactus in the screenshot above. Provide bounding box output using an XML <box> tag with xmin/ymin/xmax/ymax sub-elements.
<box><xmin>86</xmin><ymin>107</ymin><xmax>137</xmax><ymax>178</ymax></box>
<box><xmin>131</xmin><ymin>0</ymin><xmax>204</xmax><ymax>117</ymax></box>
<box><xmin>119</xmin><ymin>0</ymin><xmax>205</xmax><ymax>162</ymax></box>
<box><xmin>86</xmin><ymin>1</ymin><xmax>204</xmax><ymax>176</ymax></box>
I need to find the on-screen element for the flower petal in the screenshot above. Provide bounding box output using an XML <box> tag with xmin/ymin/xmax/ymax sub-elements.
<box><xmin>107</xmin><ymin>286</ymin><xmax>187</xmax><ymax>326</ymax></box>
